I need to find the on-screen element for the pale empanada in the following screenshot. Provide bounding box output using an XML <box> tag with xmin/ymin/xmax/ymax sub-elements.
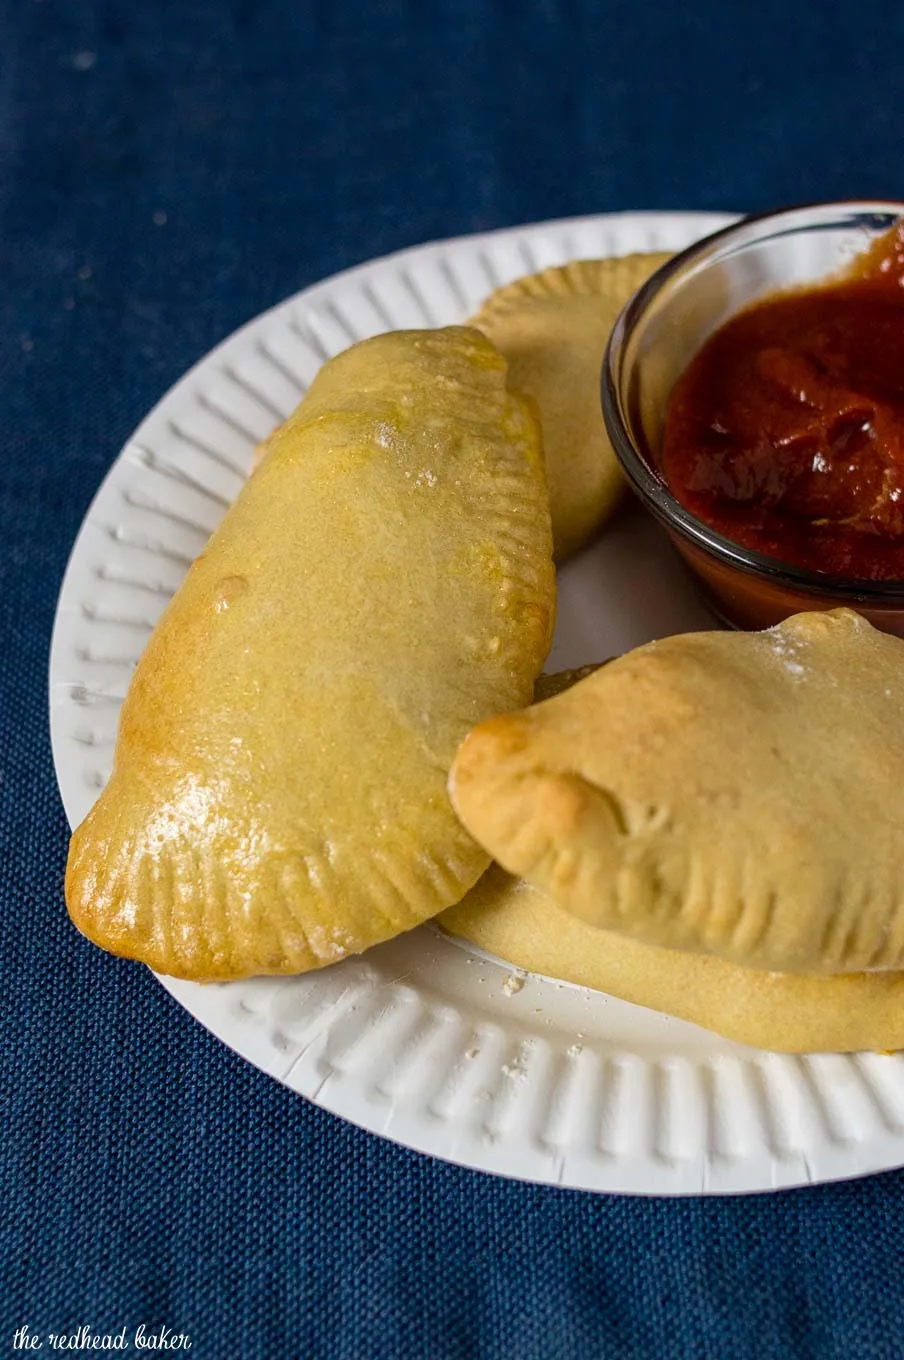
<box><xmin>449</xmin><ymin>609</ymin><xmax>904</xmax><ymax>976</ymax></box>
<box><xmin>66</xmin><ymin>326</ymin><xmax>555</xmax><ymax>981</ymax></box>
<box><xmin>471</xmin><ymin>253</ymin><xmax>672</xmax><ymax>561</ymax></box>
<box><xmin>439</xmin><ymin>866</ymin><xmax>904</xmax><ymax>1052</ymax></box>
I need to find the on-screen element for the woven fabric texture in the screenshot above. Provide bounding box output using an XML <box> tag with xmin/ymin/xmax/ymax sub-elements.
<box><xmin>4</xmin><ymin>2</ymin><xmax>904</xmax><ymax>1356</ymax></box>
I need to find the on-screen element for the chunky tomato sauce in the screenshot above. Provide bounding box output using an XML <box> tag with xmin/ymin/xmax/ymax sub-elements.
<box><xmin>661</xmin><ymin>224</ymin><xmax>904</xmax><ymax>579</ymax></box>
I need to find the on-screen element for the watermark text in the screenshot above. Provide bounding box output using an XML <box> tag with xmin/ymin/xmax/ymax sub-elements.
<box><xmin>11</xmin><ymin>1324</ymin><xmax>192</xmax><ymax>1353</ymax></box>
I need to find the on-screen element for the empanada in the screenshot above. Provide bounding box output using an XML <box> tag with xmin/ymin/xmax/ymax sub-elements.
<box><xmin>66</xmin><ymin>326</ymin><xmax>555</xmax><ymax>981</ymax></box>
<box><xmin>471</xmin><ymin>253</ymin><xmax>672</xmax><ymax>561</ymax></box>
<box><xmin>450</xmin><ymin>609</ymin><xmax>904</xmax><ymax>975</ymax></box>
<box><xmin>439</xmin><ymin>866</ymin><xmax>904</xmax><ymax>1052</ymax></box>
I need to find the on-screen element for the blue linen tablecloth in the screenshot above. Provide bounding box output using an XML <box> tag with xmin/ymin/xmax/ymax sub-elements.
<box><xmin>4</xmin><ymin>2</ymin><xmax>904</xmax><ymax>1355</ymax></box>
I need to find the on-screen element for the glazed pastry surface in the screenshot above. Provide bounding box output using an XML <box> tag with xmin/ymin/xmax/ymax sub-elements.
<box><xmin>66</xmin><ymin>326</ymin><xmax>555</xmax><ymax>980</ymax></box>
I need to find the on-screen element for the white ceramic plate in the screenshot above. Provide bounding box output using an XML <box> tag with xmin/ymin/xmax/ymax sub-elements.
<box><xmin>50</xmin><ymin>211</ymin><xmax>904</xmax><ymax>1196</ymax></box>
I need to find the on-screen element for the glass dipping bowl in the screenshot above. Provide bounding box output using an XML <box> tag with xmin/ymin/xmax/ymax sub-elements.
<box><xmin>601</xmin><ymin>200</ymin><xmax>904</xmax><ymax>635</ymax></box>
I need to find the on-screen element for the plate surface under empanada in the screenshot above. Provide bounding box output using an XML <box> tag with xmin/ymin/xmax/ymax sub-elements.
<box><xmin>66</xmin><ymin>326</ymin><xmax>555</xmax><ymax>981</ymax></box>
<box><xmin>450</xmin><ymin>609</ymin><xmax>904</xmax><ymax>976</ymax></box>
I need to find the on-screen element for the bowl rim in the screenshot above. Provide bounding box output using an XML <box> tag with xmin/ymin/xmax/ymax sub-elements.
<box><xmin>602</xmin><ymin>197</ymin><xmax>904</xmax><ymax>601</ymax></box>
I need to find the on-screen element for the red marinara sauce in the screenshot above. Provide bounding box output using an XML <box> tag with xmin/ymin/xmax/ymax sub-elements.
<box><xmin>661</xmin><ymin>224</ymin><xmax>904</xmax><ymax>580</ymax></box>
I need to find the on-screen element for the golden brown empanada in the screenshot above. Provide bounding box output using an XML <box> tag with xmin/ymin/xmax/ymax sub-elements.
<box><xmin>66</xmin><ymin>326</ymin><xmax>555</xmax><ymax>981</ymax></box>
<box><xmin>450</xmin><ymin>609</ymin><xmax>904</xmax><ymax>975</ymax></box>
<box><xmin>439</xmin><ymin>866</ymin><xmax>904</xmax><ymax>1052</ymax></box>
<box><xmin>471</xmin><ymin>253</ymin><xmax>672</xmax><ymax>561</ymax></box>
